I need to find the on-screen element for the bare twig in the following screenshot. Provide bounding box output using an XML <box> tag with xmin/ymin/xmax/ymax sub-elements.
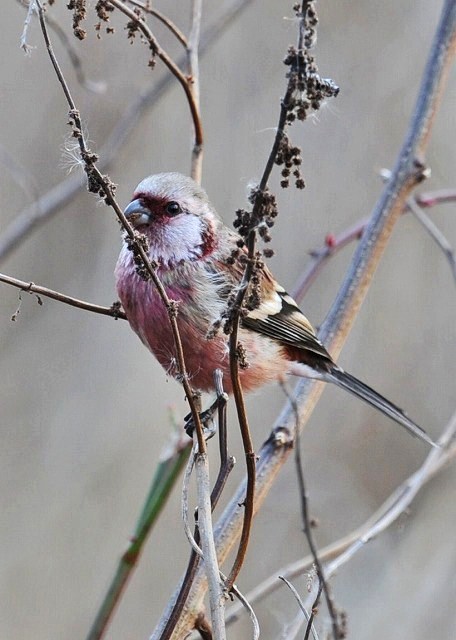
<box><xmin>188</xmin><ymin>0</ymin><xmax>203</xmax><ymax>182</ymax></box>
<box><xmin>0</xmin><ymin>272</ymin><xmax>126</xmax><ymax>319</ymax></box>
<box><xmin>407</xmin><ymin>195</ymin><xmax>456</xmax><ymax>284</ymax></box>
<box><xmin>224</xmin><ymin>410</ymin><xmax>456</xmax><ymax>626</ymax></box>
<box><xmin>194</xmin><ymin>447</ymin><xmax>227</xmax><ymax>640</ymax></box>
<box><xmin>182</xmin><ymin>439</ymin><xmax>228</xmax><ymax>639</ymax></box>
<box><xmin>126</xmin><ymin>0</ymin><xmax>188</xmax><ymax>46</ymax></box>
<box><xmin>224</xmin><ymin>0</ymin><xmax>339</xmax><ymax>599</ymax></box>
<box><xmin>292</xmin><ymin>188</ymin><xmax>456</xmax><ymax>302</ymax></box>
<box><xmin>279</xmin><ymin>576</ymin><xmax>320</xmax><ymax>640</ymax></box>
<box><xmin>279</xmin><ymin>380</ymin><xmax>337</xmax><ymax>636</ymax></box>
<box><xmin>161</xmin><ymin>376</ymin><xmax>234</xmax><ymax>640</ymax></box>
<box><xmin>418</xmin><ymin>188</ymin><xmax>456</xmax><ymax>207</ymax></box>
<box><xmin>223</xmin><ymin>326</ymin><xmax>256</xmax><ymax>592</ymax></box>
<box><xmin>106</xmin><ymin>0</ymin><xmax>203</xmax><ymax>158</ymax></box>
<box><xmin>228</xmin><ymin>585</ymin><xmax>260</xmax><ymax>640</ymax></box>
<box><xmin>291</xmin><ymin>390</ymin><xmax>339</xmax><ymax>638</ymax></box>
<box><xmin>182</xmin><ymin>445</ymin><xmax>202</xmax><ymax>557</ymax></box>
<box><xmin>19</xmin><ymin>0</ymin><xmax>36</xmax><ymax>54</ymax></box>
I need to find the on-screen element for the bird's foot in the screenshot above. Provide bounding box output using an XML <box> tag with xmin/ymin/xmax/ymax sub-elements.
<box><xmin>184</xmin><ymin>398</ymin><xmax>220</xmax><ymax>439</ymax></box>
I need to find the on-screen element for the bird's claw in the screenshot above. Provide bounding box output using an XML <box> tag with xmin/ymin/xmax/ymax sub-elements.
<box><xmin>184</xmin><ymin>400</ymin><xmax>219</xmax><ymax>439</ymax></box>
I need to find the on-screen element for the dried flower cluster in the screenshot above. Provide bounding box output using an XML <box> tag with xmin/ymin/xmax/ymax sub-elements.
<box><xmin>95</xmin><ymin>0</ymin><xmax>115</xmax><ymax>36</ymax></box>
<box><xmin>125</xmin><ymin>233</ymin><xmax>152</xmax><ymax>281</ymax></box>
<box><xmin>67</xmin><ymin>0</ymin><xmax>87</xmax><ymax>40</ymax></box>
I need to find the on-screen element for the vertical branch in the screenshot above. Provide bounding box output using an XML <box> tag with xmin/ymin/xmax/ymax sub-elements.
<box><xmin>224</xmin><ymin>333</ymin><xmax>256</xmax><ymax>592</ymax></box>
<box><xmin>188</xmin><ymin>0</ymin><xmax>203</xmax><ymax>183</ymax></box>
<box><xmin>194</xmin><ymin>448</ymin><xmax>227</xmax><ymax>640</ymax></box>
<box><xmin>106</xmin><ymin>0</ymin><xmax>204</xmax><ymax>181</ymax></box>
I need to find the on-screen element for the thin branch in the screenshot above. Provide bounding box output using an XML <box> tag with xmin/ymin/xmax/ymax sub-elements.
<box><xmin>126</xmin><ymin>0</ymin><xmax>188</xmax><ymax>46</ymax></box>
<box><xmin>106</xmin><ymin>0</ymin><xmax>203</xmax><ymax>153</ymax></box>
<box><xmin>292</xmin><ymin>188</ymin><xmax>456</xmax><ymax>301</ymax></box>
<box><xmin>224</xmin><ymin>0</ymin><xmax>338</xmax><ymax>599</ymax></box>
<box><xmin>161</xmin><ymin>377</ymin><xmax>234</xmax><ymax>640</ymax></box>
<box><xmin>278</xmin><ymin>576</ymin><xmax>320</xmax><ymax>640</ymax></box>
<box><xmin>228</xmin><ymin>584</ymin><xmax>260</xmax><ymax>640</ymax></box>
<box><xmin>188</xmin><ymin>0</ymin><xmax>203</xmax><ymax>182</ymax></box>
<box><xmin>153</xmin><ymin>3</ymin><xmax>456</xmax><ymax>635</ymax></box>
<box><xmin>1</xmin><ymin>0</ymin><xmax>253</xmax><ymax>263</ymax></box>
<box><xmin>417</xmin><ymin>188</ymin><xmax>456</xmax><ymax>208</ymax></box>
<box><xmin>182</xmin><ymin>438</ymin><xmax>228</xmax><ymax>639</ymax></box>
<box><xmin>224</xmin><ymin>410</ymin><xmax>456</xmax><ymax>626</ymax></box>
<box><xmin>182</xmin><ymin>444</ymin><xmax>202</xmax><ymax>557</ymax></box>
<box><xmin>223</xmin><ymin>325</ymin><xmax>256</xmax><ymax>592</ymax></box>
<box><xmin>194</xmin><ymin>448</ymin><xmax>227</xmax><ymax>640</ymax></box>
<box><xmin>325</xmin><ymin>411</ymin><xmax>456</xmax><ymax>576</ymax></box>
<box><xmin>291</xmin><ymin>390</ymin><xmax>339</xmax><ymax>638</ymax></box>
<box><xmin>223</xmin><ymin>0</ymin><xmax>304</xmax><ymax>597</ymax></box>
<box><xmin>19</xmin><ymin>0</ymin><xmax>36</xmax><ymax>54</ymax></box>
<box><xmin>407</xmin><ymin>195</ymin><xmax>456</xmax><ymax>284</ymax></box>
<box><xmin>0</xmin><ymin>272</ymin><xmax>126</xmax><ymax>319</ymax></box>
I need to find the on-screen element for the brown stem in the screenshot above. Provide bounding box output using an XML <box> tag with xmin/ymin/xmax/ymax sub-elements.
<box><xmin>126</xmin><ymin>0</ymin><xmax>188</xmax><ymax>46</ymax></box>
<box><xmin>224</xmin><ymin>323</ymin><xmax>255</xmax><ymax>592</ymax></box>
<box><xmin>0</xmin><ymin>272</ymin><xmax>125</xmax><ymax>319</ymax></box>
<box><xmin>106</xmin><ymin>0</ymin><xmax>203</xmax><ymax>153</ymax></box>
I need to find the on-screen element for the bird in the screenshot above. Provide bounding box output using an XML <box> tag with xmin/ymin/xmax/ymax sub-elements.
<box><xmin>115</xmin><ymin>172</ymin><xmax>434</xmax><ymax>447</ymax></box>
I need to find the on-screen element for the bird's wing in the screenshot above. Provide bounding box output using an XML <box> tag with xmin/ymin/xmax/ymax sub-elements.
<box><xmin>242</xmin><ymin>274</ymin><xmax>332</xmax><ymax>362</ymax></box>
<box><xmin>212</xmin><ymin>235</ymin><xmax>332</xmax><ymax>363</ymax></box>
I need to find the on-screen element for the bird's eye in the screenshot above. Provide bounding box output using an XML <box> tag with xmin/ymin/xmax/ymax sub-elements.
<box><xmin>165</xmin><ymin>201</ymin><xmax>181</xmax><ymax>216</ymax></box>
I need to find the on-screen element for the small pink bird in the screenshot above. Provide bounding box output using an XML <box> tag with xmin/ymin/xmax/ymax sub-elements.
<box><xmin>115</xmin><ymin>172</ymin><xmax>433</xmax><ymax>446</ymax></box>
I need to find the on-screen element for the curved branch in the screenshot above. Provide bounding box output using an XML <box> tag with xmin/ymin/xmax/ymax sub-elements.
<box><xmin>126</xmin><ymin>1</ymin><xmax>188</xmax><ymax>47</ymax></box>
<box><xmin>107</xmin><ymin>0</ymin><xmax>203</xmax><ymax>151</ymax></box>
<box><xmin>0</xmin><ymin>272</ymin><xmax>126</xmax><ymax>319</ymax></box>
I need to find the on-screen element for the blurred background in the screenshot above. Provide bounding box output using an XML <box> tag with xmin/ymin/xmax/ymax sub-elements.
<box><xmin>1</xmin><ymin>1</ymin><xmax>455</xmax><ymax>638</ymax></box>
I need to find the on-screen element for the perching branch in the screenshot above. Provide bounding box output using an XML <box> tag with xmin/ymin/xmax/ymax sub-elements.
<box><xmin>224</xmin><ymin>0</ymin><xmax>339</xmax><ymax>597</ymax></box>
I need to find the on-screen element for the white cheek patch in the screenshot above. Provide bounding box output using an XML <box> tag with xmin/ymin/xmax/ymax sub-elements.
<box><xmin>149</xmin><ymin>215</ymin><xmax>205</xmax><ymax>266</ymax></box>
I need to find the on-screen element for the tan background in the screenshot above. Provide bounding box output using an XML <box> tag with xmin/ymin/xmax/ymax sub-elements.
<box><xmin>1</xmin><ymin>1</ymin><xmax>455</xmax><ymax>638</ymax></box>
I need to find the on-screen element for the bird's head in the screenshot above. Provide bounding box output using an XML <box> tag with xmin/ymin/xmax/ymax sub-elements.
<box><xmin>123</xmin><ymin>172</ymin><xmax>220</xmax><ymax>267</ymax></box>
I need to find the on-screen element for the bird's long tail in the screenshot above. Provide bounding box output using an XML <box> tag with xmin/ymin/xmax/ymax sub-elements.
<box><xmin>327</xmin><ymin>367</ymin><xmax>436</xmax><ymax>447</ymax></box>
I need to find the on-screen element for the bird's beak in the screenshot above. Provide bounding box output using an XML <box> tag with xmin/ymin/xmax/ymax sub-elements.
<box><xmin>124</xmin><ymin>199</ymin><xmax>151</xmax><ymax>226</ymax></box>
